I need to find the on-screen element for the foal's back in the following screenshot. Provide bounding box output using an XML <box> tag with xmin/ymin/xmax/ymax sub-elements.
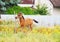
<box><xmin>25</xmin><ymin>18</ymin><xmax>33</xmax><ymax>25</ymax></box>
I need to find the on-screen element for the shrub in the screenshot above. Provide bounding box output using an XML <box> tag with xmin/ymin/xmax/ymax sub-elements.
<box><xmin>5</xmin><ymin>5</ymin><xmax>48</xmax><ymax>15</ymax></box>
<box><xmin>34</xmin><ymin>4</ymin><xmax>48</xmax><ymax>15</ymax></box>
<box><xmin>6</xmin><ymin>6</ymin><xmax>21</xmax><ymax>14</ymax></box>
<box><xmin>6</xmin><ymin>6</ymin><xmax>35</xmax><ymax>15</ymax></box>
<box><xmin>19</xmin><ymin>7</ymin><xmax>35</xmax><ymax>15</ymax></box>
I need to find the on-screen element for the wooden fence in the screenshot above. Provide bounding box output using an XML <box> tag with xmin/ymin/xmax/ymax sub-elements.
<box><xmin>1</xmin><ymin>15</ymin><xmax>60</xmax><ymax>27</ymax></box>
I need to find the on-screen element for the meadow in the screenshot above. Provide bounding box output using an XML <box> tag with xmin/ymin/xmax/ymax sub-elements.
<box><xmin>0</xmin><ymin>20</ymin><xmax>60</xmax><ymax>42</ymax></box>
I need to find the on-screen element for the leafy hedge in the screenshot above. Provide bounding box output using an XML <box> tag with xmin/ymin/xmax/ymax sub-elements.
<box><xmin>34</xmin><ymin>5</ymin><xmax>48</xmax><ymax>15</ymax></box>
<box><xmin>5</xmin><ymin>5</ymin><xmax>48</xmax><ymax>15</ymax></box>
<box><xmin>5</xmin><ymin>6</ymin><xmax>35</xmax><ymax>15</ymax></box>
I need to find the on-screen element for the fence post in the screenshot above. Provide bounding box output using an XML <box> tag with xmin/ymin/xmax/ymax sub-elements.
<box><xmin>0</xmin><ymin>14</ymin><xmax>1</xmax><ymax>19</ymax></box>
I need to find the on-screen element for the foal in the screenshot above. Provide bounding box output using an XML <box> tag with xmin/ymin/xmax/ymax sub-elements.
<box><xmin>16</xmin><ymin>13</ymin><xmax>38</xmax><ymax>30</ymax></box>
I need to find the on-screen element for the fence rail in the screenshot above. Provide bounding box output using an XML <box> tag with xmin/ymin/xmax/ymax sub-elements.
<box><xmin>1</xmin><ymin>15</ymin><xmax>60</xmax><ymax>27</ymax></box>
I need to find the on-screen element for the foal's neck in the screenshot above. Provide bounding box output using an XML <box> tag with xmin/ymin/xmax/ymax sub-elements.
<box><xmin>19</xmin><ymin>16</ymin><xmax>25</xmax><ymax>22</ymax></box>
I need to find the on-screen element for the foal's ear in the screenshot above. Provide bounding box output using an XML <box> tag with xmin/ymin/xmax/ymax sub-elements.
<box><xmin>18</xmin><ymin>12</ymin><xmax>23</xmax><ymax>16</ymax></box>
<box><xmin>18</xmin><ymin>14</ymin><xmax>20</xmax><ymax>16</ymax></box>
<box><xmin>22</xmin><ymin>16</ymin><xmax>25</xmax><ymax>19</ymax></box>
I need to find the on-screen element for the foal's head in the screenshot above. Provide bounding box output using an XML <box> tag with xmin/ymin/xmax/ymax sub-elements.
<box><xmin>17</xmin><ymin>13</ymin><xmax>24</xmax><ymax>19</ymax></box>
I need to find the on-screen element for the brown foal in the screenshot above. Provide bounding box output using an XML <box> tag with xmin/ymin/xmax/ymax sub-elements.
<box><xmin>15</xmin><ymin>13</ymin><xmax>38</xmax><ymax>30</ymax></box>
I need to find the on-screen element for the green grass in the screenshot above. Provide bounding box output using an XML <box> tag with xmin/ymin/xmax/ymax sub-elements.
<box><xmin>0</xmin><ymin>20</ymin><xmax>60</xmax><ymax>42</ymax></box>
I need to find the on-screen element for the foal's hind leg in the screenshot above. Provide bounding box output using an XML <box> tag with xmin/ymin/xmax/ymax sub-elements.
<box><xmin>30</xmin><ymin>24</ymin><xmax>32</xmax><ymax>30</ymax></box>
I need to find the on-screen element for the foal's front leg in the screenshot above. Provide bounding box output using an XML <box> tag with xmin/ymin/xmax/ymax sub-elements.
<box><xmin>20</xmin><ymin>25</ymin><xmax>25</xmax><ymax>31</ymax></box>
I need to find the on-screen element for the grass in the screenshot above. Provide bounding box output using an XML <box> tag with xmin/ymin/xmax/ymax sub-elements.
<box><xmin>0</xmin><ymin>20</ymin><xmax>60</xmax><ymax>42</ymax></box>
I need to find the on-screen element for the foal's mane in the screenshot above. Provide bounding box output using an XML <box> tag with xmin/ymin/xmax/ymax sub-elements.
<box><xmin>22</xmin><ymin>16</ymin><xmax>25</xmax><ymax>20</ymax></box>
<box><xmin>18</xmin><ymin>13</ymin><xmax>25</xmax><ymax>20</ymax></box>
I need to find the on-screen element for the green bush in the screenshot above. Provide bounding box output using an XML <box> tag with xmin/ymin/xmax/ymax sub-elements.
<box><xmin>20</xmin><ymin>7</ymin><xmax>35</xmax><ymax>15</ymax></box>
<box><xmin>5</xmin><ymin>5</ymin><xmax>48</xmax><ymax>15</ymax></box>
<box><xmin>6</xmin><ymin>6</ymin><xmax>21</xmax><ymax>14</ymax></box>
<box><xmin>6</xmin><ymin>6</ymin><xmax>35</xmax><ymax>15</ymax></box>
<box><xmin>34</xmin><ymin>4</ymin><xmax>48</xmax><ymax>15</ymax></box>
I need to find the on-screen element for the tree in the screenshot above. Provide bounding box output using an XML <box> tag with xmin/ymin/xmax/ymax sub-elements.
<box><xmin>0</xmin><ymin>0</ymin><xmax>20</xmax><ymax>14</ymax></box>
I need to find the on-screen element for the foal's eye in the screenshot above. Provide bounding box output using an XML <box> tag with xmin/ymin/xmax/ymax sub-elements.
<box><xmin>15</xmin><ymin>17</ymin><xmax>17</xmax><ymax>19</ymax></box>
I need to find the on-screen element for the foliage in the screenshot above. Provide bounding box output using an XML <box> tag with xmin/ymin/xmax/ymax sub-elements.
<box><xmin>34</xmin><ymin>4</ymin><xmax>48</xmax><ymax>15</ymax></box>
<box><xmin>5</xmin><ymin>6</ymin><xmax>21</xmax><ymax>14</ymax></box>
<box><xmin>6</xmin><ymin>6</ymin><xmax>35</xmax><ymax>15</ymax></box>
<box><xmin>0</xmin><ymin>0</ymin><xmax>20</xmax><ymax>13</ymax></box>
<box><xmin>0</xmin><ymin>0</ymin><xmax>48</xmax><ymax>15</ymax></box>
<box><xmin>5</xmin><ymin>5</ymin><xmax>48</xmax><ymax>15</ymax></box>
<box><xmin>19</xmin><ymin>7</ymin><xmax>35</xmax><ymax>15</ymax></box>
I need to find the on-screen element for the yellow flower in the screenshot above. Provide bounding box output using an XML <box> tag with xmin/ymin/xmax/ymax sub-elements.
<box><xmin>53</xmin><ymin>29</ymin><xmax>60</xmax><ymax>33</ymax></box>
<box><xmin>54</xmin><ymin>25</ymin><xmax>60</xmax><ymax>29</ymax></box>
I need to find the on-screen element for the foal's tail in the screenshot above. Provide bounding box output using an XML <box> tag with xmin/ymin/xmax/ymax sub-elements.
<box><xmin>33</xmin><ymin>19</ymin><xmax>38</xmax><ymax>23</ymax></box>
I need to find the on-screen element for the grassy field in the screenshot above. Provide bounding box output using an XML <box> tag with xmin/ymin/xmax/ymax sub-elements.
<box><xmin>0</xmin><ymin>20</ymin><xmax>60</xmax><ymax>42</ymax></box>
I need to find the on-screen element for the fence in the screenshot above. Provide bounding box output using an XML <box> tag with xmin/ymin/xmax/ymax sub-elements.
<box><xmin>1</xmin><ymin>15</ymin><xmax>60</xmax><ymax>27</ymax></box>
